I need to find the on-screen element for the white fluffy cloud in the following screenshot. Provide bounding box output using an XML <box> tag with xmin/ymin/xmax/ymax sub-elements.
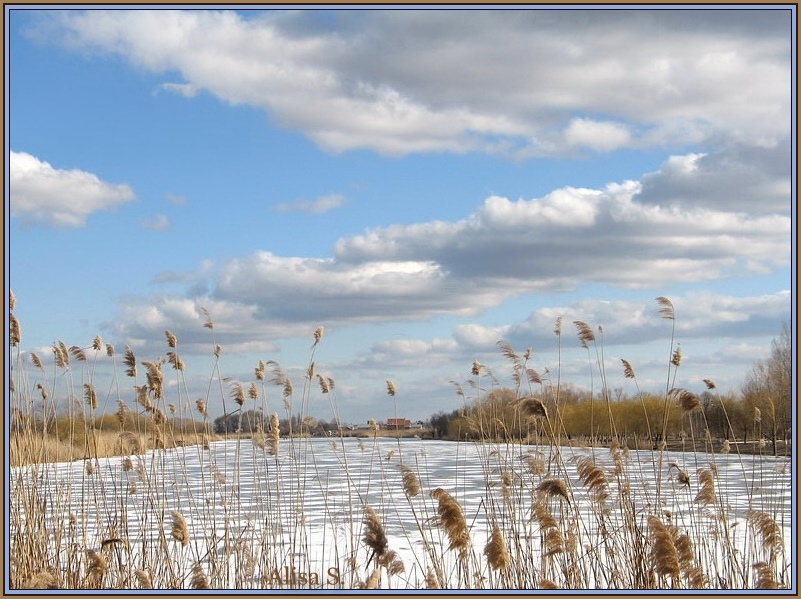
<box><xmin>10</xmin><ymin>151</ymin><xmax>135</xmax><ymax>227</ymax></box>
<box><xmin>109</xmin><ymin>147</ymin><xmax>789</xmax><ymax>355</ymax></box>
<box><xmin>38</xmin><ymin>9</ymin><xmax>791</xmax><ymax>156</ymax></box>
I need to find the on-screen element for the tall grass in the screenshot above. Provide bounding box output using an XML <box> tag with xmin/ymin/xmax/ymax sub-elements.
<box><xmin>7</xmin><ymin>293</ymin><xmax>792</xmax><ymax>589</ymax></box>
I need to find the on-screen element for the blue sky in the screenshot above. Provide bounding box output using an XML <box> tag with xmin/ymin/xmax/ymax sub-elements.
<box><xmin>6</xmin><ymin>6</ymin><xmax>795</xmax><ymax>425</ymax></box>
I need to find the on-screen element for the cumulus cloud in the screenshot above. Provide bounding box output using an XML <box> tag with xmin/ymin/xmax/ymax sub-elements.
<box><xmin>35</xmin><ymin>9</ymin><xmax>791</xmax><ymax>156</ymax></box>
<box><xmin>636</xmin><ymin>139</ymin><xmax>792</xmax><ymax>215</ymax></box>
<box><xmin>106</xmin><ymin>144</ymin><xmax>789</xmax><ymax>352</ymax></box>
<box><xmin>274</xmin><ymin>193</ymin><xmax>344</xmax><ymax>214</ymax></box>
<box><xmin>10</xmin><ymin>151</ymin><xmax>136</xmax><ymax>227</ymax></box>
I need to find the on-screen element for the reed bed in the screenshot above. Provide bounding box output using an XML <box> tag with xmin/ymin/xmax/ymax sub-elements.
<box><xmin>7</xmin><ymin>295</ymin><xmax>793</xmax><ymax>590</ymax></box>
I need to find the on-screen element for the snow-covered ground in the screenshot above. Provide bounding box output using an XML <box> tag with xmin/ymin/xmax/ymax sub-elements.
<box><xmin>10</xmin><ymin>437</ymin><xmax>793</xmax><ymax>590</ymax></box>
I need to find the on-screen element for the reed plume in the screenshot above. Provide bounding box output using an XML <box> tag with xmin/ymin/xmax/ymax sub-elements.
<box><xmin>314</xmin><ymin>325</ymin><xmax>324</xmax><ymax>345</ymax></box>
<box><xmin>170</xmin><ymin>511</ymin><xmax>190</xmax><ymax>546</ymax></box>
<box><xmin>84</xmin><ymin>384</ymin><xmax>98</xmax><ymax>411</ymax></box>
<box><xmin>398</xmin><ymin>464</ymin><xmax>421</xmax><ymax>498</ymax></box>
<box><xmin>520</xmin><ymin>397</ymin><xmax>548</xmax><ymax>420</ymax></box>
<box><xmin>9</xmin><ymin>314</ymin><xmax>21</xmax><ymax>346</ymax></box>
<box><xmin>229</xmin><ymin>381</ymin><xmax>245</xmax><ymax>407</ymax></box>
<box><xmin>670</xmin><ymin>388</ymin><xmax>700</xmax><ymax>413</ymax></box>
<box><xmin>377</xmin><ymin>550</ymin><xmax>405</xmax><ymax>576</ymax></box>
<box><xmin>536</xmin><ymin>478</ymin><xmax>570</xmax><ymax>503</ymax></box>
<box><xmin>425</xmin><ymin>568</ymin><xmax>440</xmax><ymax>589</ymax></box>
<box><xmin>575</xmin><ymin>456</ymin><xmax>609</xmax><ymax>503</ymax></box>
<box><xmin>167</xmin><ymin>351</ymin><xmax>184</xmax><ymax>371</ymax></box>
<box><xmin>670</xmin><ymin>345</ymin><xmax>683</xmax><ymax>368</ymax></box>
<box><xmin>190</xmin><ymin>562</ymin><xmax>210</xmax><ymax>589</ymax></box>
<box><xmin>386</xmin><ymin>380</ymin><xmax>397</xmax><ymax>397</ymax></box>
<box><xmin>656</xmin><ymin>296</ymin><xmax>675</xmax><ymax>320</ymax></box>
<box><xmin>431</xmin><ymin>488</ymin><xmax>470</xmax><ymax>558</ymax></box>
<box><xmin>268</xmin><ymin>413</ymin><xmax>280</xmax><ymax>456</ymax></box>
<box><xmin>362</xmin><ymin>506</ymin><xmax>388</xmax><ymax>565</ymax></box>
<box><xmin>165</xmin><ymin>330</ymin><xmax>177</xmax><ymax>348</ymax></box>
<box><xmin>134</xmin><ymin>569</ymin><xmax>152</xmax><ymax>589</ymax></box>
<box><xmin>693</xmin><ymin>469</ymin><xmax>715</xmax><ymax>505</ymax></box>
<box><xmin>85</xmin><ymin>549</ymin><xmax>107</xmax><ymax>581</ymax></box>
<box><xmin>573</xmin><ymin>320</ymin><xmax>595</xmax><ymax>348</ymax></box>
<box><xmin>647</xmin><ymin>515</ymin><xmax>680</xmax><ymax>580</ymax></box>
<box><xmin>123</xmin><ymin>346</ymin><xmax>137</xmax><ymax>377</ymax></box>
<box><xmin>752</xmin><ymin>562</ymin><xmax>779</xmax><ymax>589</ymax></box>
<box><xmin>484</xmin><ymin>525</ymin><xmax>510</xmax><ymax>571</ymax></box>
<box><xmin>748</xmin><ymin>511</ymin><xmax>783</xmax><ymax>553</ymax></box>
<box><xmin>540</xmin><ymin>579</ymin><xmax>559</xmax><ymax>589</ymax></box>
<box><xmin>364</xmin><ymin>570</ymin><xmax>381</xmax><ymax>589</ymax></box>
<box><xmin>141</xmin><ymin>360</ymin><xmax>164</xmax><ymax>399</ymax></box>
<box><xmin>621</xmin><ymin>358</ymin><xmax>636</xmax><ymax>379</ymax></box>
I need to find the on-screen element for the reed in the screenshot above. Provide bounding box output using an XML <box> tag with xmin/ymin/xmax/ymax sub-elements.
<box><xmin>7</xmin><ymin>294</ymin><xmax>791</xmax><ymax>590</ymax></box>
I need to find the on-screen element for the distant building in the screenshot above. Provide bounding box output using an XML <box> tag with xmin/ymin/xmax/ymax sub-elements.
<box><xmin>386</xmin><ymin>418</ymin><xmax>412</xmax><ymax>430</ymax></box>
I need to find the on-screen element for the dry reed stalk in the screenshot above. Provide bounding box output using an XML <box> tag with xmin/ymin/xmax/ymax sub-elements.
<box><xmin>575</xmin><ymin>456</ymin><xmax>609</xmax><ymax>503</ymax></box>
<box><xmin>398</xmin><ymin>464</ymin><xmax>421</xmax><ymax>498</ymax></box>
<box><xmin>170</xmin><ymin>511</ymin><xmax>190</xmax><ymax>546</ymax></box>
<box><xmin>484</xmin><ymin>525</ymin><xmax>510</xmax><ymax>571</ymax></box>
<box><xmin>430</xmin><ymin>488</ymin><xmax>470</xmax><ymax>558</ymax></box>
<box><xmin>362</xmin><ymin>506</ymin><xmax>388</xmax><ymax>564</ymax></box>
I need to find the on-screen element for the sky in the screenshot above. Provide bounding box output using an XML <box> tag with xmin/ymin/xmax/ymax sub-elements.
<box><xmin>5</xmin><ymin>6</ymin><xmax>795</xmax><ymax>426</ymax></box>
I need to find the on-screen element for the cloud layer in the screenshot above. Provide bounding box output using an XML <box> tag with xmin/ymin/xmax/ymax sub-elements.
<box><xmin>107</xmin><ymin>146</ymin><xmax>790</xmax><ymax>356</ymax></box>
<box><xmin>38</xmin><ymin>9</ymin><xmax>790</xmax><ymax>156</ymax></box>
